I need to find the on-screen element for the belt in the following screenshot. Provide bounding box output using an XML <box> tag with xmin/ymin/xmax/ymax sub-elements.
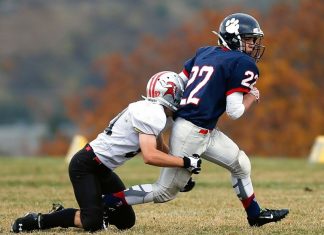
<box><xmin>198</xmin><ymin>129</ymin><xmax>212</xmax><ymax>135</ymax></box>
<box><xmin>93</xmin><ymin>156</ymin><xmax>102</xmax><ymax>165</ymax></box>
<box><xmin>85</xmin><ymin>144</ymin><xmax>102</xmax><ymax>165</ymax></box>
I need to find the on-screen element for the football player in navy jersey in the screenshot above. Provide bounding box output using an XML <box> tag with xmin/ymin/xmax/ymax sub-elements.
<box><xmin>102</xmin><ymin>13</ymin><xmax>289</xmax><ymax>227</ymax></box>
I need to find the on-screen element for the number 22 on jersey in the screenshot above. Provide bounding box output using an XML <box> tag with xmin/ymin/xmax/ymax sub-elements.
<box><xmin>180</xmin><ymin>66</ymin><xmax>258</xmax><ymax>106</ymax></box>
<box><xmin>242</xmin><ymin>71</ymin><xmax>258</xmax><ymax>88</ymax></box>
<box><xmin>180</xmin><ymin>66</ymin><xmax>214</xmax><ymax>105</ymax></box>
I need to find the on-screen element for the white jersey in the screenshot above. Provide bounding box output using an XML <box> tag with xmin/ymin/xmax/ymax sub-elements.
<box><xmin>90</xmin><ymin>100</ymin><xmax>167</xmax><ymax>170</ymax></box>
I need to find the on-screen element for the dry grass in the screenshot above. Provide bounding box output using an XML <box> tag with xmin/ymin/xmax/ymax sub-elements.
<box><xmin>0</xmin><ymin>156</ymin><xmax>323</xmax><ymax>234</ymax></box>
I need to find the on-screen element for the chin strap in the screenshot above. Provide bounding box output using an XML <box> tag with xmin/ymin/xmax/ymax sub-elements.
<box><xmin>141</xmin><ymin>95</ymin><xmax>157</xmax><ymax>103</ymax></box>
<box><xmin>142</xmin><ymin>96</ymin><xmax>177</xmax><ymax>112</ymax></box>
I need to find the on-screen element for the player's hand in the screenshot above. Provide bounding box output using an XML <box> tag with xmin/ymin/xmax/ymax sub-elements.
<box><xmin>249</xmin><ymin>87</ymin><xmax>260</xmax><ymax>102</ymax></box>
<box><xmin>183</xmin><ymin>154</ymin><xmax>201</xmax><ymax>174</ymax></box>
<box><xmin>180</xmin><ymin>177</ymin><xmax>196</xmax><ymax>192</ymax></box>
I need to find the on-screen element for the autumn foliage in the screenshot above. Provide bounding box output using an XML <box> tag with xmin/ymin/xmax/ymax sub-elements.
<box><xmin>61</xmin><ymin>0</ymin><xmax>324</xmax><ymax>157</ymax></box>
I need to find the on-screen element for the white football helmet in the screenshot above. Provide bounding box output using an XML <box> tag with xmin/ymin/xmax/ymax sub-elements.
<box><xmin>144</xmin><ymin>71</ymin><xmax>184</xmax><ymax>111</ymax></box>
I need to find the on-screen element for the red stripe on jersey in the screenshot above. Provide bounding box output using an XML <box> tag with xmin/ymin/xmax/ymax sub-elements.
<box><xmin>182</xmin><ymin>69</ymin><xmax>190</xmax><ymax>78</ymax></box>
<box><xmin>221</xmin><ymin>47</ymin><xmax>230</xmax><ymax>51</ymax></box>
<box><xmin>226</xmin><ymin>87</ymin><xmax>250</xmax><ymax>96</ymax></box>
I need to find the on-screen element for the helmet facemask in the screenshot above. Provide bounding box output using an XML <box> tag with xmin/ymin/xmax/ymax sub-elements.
<box><xmin>215</xmin><ymin>13</ymin><xmax>266</xmax><ymax>62</ymax></box>
<box><xmin>240</xmin><ymin>35</ymin><xmax>265</xmax><ymax>62</ymax></box>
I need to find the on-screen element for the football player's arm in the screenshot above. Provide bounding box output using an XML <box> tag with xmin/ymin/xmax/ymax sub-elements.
<box><xmin>156</xmin><ymin>133</ymin><xmax>169</xmax><ymax>154</ymax></box>
<box><xmin>178</xmin><ymin>69</ymin><xmax>189</xmax><ymax>86</ymax></box>
<box><xmin>139</xmin><ymin>133</ymin><xmax>183</xmax><ymax>167</ymax></box>
<box><xmin>226</xmin><ymin>58</ymin><xmax>260</xmax><ymax>119</ymax></box>
<box><xmin>243</xmin><ymin>89</ymin><xmax>259</xmax><ymax>108</ymax></box>
<box><xmin>226</xmin><ymin>91</ymin><xmax>258</xmax><ymax>120</ymax></box>
<box><xmin>139</xmin><ymin>134</ymin><xmax>201</xmax><ymax>174</ymax></box>
<box><xmin>179</xmin><ymin>52</ymin><xmax>198</xmax><ymax>86</ymax></box>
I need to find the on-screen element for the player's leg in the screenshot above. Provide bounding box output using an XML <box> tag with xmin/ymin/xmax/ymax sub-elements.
<box><xmin>203</xmin><ymin>129</ymin><xmax>262</xmax><ymax>216</ymax></box>
<box><xmin>99</xmin><ymin>170</ymin><xmax>135</xmax><ymax>230</ymax></box>
<box><xmin>11</xmin><ymin>145</ymin><xmax>100</xmax><ymax>233</ymax></box>
<box><xmin>101</xmin><ymin>171</ymin><xmax>185</xmax><ymax>206</ymax></box>
<box><xmin>66</xmin><ymin>144</ymin><xmax>106</xmax><ymax>232</ymax></box>
<box><xmin>11</xmin><ymin>204</ymin><xmax>77</xmax><ymax>233</ymax></box>
<box><xmin>102</xmin><ymin>117</ymin><xmax>209</xmax><ymax>206</ymax></box>
<box><xmin>180</xmin><ymin>176</ymin><xmax>196</xmax><ymax>192</ymax></box>
<box><xmin>101</xmin><ymin>170</ymin><xmax>187</xmax><ymax>206</ymax></box>
<box><xmin>153</xmin><ymin>117</ymin><xmax>210</xmax><ymax>202</ymax></box>
<box><xmin>203</xmin><ymin>129</ymin><xmax>289</xmax><ymax>226</ymax></box>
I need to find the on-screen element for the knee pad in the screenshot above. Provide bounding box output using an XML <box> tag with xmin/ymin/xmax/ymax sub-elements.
<box><xmin>231</xmin><ymin>150</ymin><xmax>251</xmax><ymax>178</ymax></box>
<box><xmin>238</xmin><ymin>151</ymin><xmax>251</xmax><ymax>175</ymax></box>
<box><xmin>80</xmin><ymin>208</ymin><xmax>103</xmax><ymax>232</ymax></box>
<box><xmin>152</xmin><ymin>183</ymin><xmax>179</xmax><ymax>203</ymax></box>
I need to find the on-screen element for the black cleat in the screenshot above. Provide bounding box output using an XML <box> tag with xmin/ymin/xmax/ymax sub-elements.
<box><xmin>102</xmin><ymin>206</ymin><xmax>116</xmax><ymax>230</ymax></box>
<box><xmin>180</xmin><ymin>177</ymin><xmax>196</xmax><ymax>192</ymax></box>
<box><xmin>11</xmin><ymin>212</ymin><xmax>41</xmax><ymax>233</ymax></box>
<box><xmin>248</xmin><ymin>208</ymin><xmax>289</xmax><ymax>227</ymax></box>
<box><xmin>49</xmin><ymin>202</ymin><xmax>64</xmax><ymax>213</ymax></box>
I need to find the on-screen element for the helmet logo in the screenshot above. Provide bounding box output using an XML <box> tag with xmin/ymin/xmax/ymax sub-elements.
<box><xmin>225</xmin><ymin>18</ymin><xmax>240</xmax><ymax>35</ymax></box>
<box><xmin>163</xmin><ymin>81</ymin><xmax>176</xmax><ymax>99</ymax></box>
<box><xmin>253</xmin><ymin>27</ymin><xmax>263</xmax><ymax>35</ymax></box>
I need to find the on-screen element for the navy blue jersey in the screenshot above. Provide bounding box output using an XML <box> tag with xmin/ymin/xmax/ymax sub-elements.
<box><xmin>176</xmin><ymin>46</ymin><xmax>259</xmax><ymax>129</ymax></box>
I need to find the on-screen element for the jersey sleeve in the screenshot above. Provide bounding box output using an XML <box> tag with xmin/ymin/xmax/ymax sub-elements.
<box><xmin>130</xmin><ymin>105</ymin><xmax>166</xmax><ymax>136</ymax></box>
<box><xmin>226</xmin><ymin>57</ymin><xmax>259</xmax><ymax>96</ymax></box>
<box><xmin>183</xmin><ymin>56</ymin><xmax>195</xmax><ymax>75</ymax></box>
<box><xmin>183</xmin><ymin>47</ymin><xmax>209</xmax><ymax>76</ymax></box>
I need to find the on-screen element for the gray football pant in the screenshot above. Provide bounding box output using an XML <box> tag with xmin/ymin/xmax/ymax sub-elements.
<box><xmin>152</xmin><ymin>117</ymin><xmax>254</xmax><ymax>203</ymax></box>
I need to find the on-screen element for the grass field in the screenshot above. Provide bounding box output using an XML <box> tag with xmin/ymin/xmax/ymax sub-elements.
<box><xmin>0</xmin><ymin>156</ymin><xmax>323</xmax><ymax>234</ymax></box>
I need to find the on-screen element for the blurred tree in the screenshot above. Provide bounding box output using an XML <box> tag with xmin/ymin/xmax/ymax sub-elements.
<box><xmin>248</xmin><ymin>0</ymin><xmax>324</xmax><ymax>156</ymax></box>
<box><xmin>60</xmin><ymin>0</ymin><xmax>323</xmax><ymax>157</ymax></box>
<box><xmin>39</xmin><ymin>130</ymin><xmax>70</xmax><ymax>157</ymax></box>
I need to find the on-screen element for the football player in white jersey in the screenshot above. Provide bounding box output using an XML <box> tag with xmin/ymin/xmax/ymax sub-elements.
<box><xmin>11</xmin><ymin>71</ymin><xmax>201</xmax><ymax>233</ymax></box>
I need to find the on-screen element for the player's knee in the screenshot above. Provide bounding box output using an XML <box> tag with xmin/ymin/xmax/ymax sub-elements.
<box><xmin>114</xmin><ymin>210</ymin><xmax>135</xmax><ymax>230</ymax></box>
<box><xmin>152</xmin><ymin>183</ymin><xmax>179</xmax><ymax>203</ymax></box>
<box><xmin>80</xmin><ymin>208</ymin><xmax>103</xmax><ymax>232</ymax></box>
<box><xmin>232</xmin><ymin>150</ymin><xmax>251</xmax><ymax>178</ymax></box>
<box><xmin>108</xmin><ymin>206</ymin><xmax>136</xmax><ymax>230</ymax></box>
<box><xmin>116</xmin><ymin>216</ymin><xmax>135</xmax><ymax>230</ymax></box>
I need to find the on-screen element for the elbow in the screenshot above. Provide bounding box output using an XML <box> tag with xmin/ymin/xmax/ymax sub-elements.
<box><xmin>226</xmin><ymin>93</ymin><xmax>245</xmax><ymax>120</ymax></box>
<box><xmin>226</xmin><ymin>112</ymin><xmax>240</xmax><ymax>120</ymax></box>
<box><xmin>226</xmin><ymin>111</ymin><xmax>241</xmax><ymax>120</ymax></box>
<box><xmin>226</xmin><ymin>107</ymin><xmax>245</xmax><ymax>120</ymax></box>
<box><xmin>142</xmin><ymin>154</ymin><xmax>154</xmax><ymax>165</ymax></box>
